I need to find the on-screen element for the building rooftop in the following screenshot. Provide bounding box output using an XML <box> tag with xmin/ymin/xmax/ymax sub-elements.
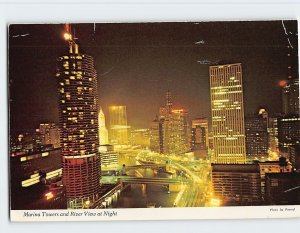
<box><xmin>265</xmin><ymin>172</ymin><xmax>300</xmax><ymax>179</ymax></box>
<box><xmin>212</xmin><ymin>163</ymin><xmax>260</xmax><ymax>173</ymax></box>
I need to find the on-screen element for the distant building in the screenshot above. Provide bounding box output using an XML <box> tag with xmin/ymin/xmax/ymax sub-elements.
<box><xmin>150</xmin><ymin>117</ymin><xmax>164</xmax><ymax>153</ymax></box>
<box><xmin>168</xmin><ymin>109</ymin><xmax>190</xmax><ymax>154</ymax></box>
<box><xmin>265</xmin><ymin>172</ymin><xmax>300</xmax><ymax>205</ymax></box>
<box><xmin>282</xmin><ymin>77</ymin><xmax>299</xmax><ymax>116</ymax></box>
<box><xmin>245</xmin><ymin>114</ymin><xmax>268</xmax><ymax>162</ymax></box>
<box><xmin>99</xmin><ymin>144</ymin><xmax>118</xmax><ymax>168</ymax></box>
<box><xmin>277</xmin><ymin>115</ymin><xmax>300</xmax><ymax>153</ymax></box>
<box><xmin>208</xmin><ymin>132</ymin><xmax>214</xmax><ymax>150</ymax></box>
<box><xmin>191</xmin><ymin>117</ymin><xmax>208</xmax><ymax>159</ymax></box>
<box><xmin>211</xmin><ymin>164</ymin><xmax>262</xmax><ymax>206</ymax></box>
<box><xmin>268</xmin><ymin>117</ymin><xmax>279</xmax><ymax>153</ymax></box>
<box><xmin>282</xmin><ymin>27</ymin><xmax>299</xmax><ymax>115</ymax></box>
<box><xmin>130</xmin><ymin>128</ymin><xmax>150</xmax><ymax>148</ymax></box>
<box><xmin>258</xmin><ymin>108</ymin><xmax>269</xmax><ymax>126</ymax></box>
<box><xmin>109</xmin><ymin>105</ymin><xmax>129</xmax><ymax>145</ymax></box>
<box><xmin>209</xmin><ymin>63</ymin><xmax>246</xmax><ymax>164</ymax></box>
<box><xmin>150</xmin><ymin>91</ymin><xmax>190</xmax><ymax>155</ymax></box>
<box><xmin>257</xmin><ymin>161</ymin><xmax>292</xmax><ymax>201</ymax></box>
<box><xmin>288</xmin><ymin>145</ymin><xmax>300</xmax><ymax>169</ymax></box>
<box><xmin>98</xmin><ymin>107</ymin><xmax>109</xmax><ymax>145</ymax></box>
<box><xmin>39</xmin><ymin>123</ymin><xmax>60</xmax><ymax>148</ymax></box>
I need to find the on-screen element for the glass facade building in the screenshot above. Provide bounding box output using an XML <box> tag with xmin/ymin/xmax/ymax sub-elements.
<box><xmin>209</xmin><ymin>63</ymin><xmax>246</xmax><ymax>164</ymax></box>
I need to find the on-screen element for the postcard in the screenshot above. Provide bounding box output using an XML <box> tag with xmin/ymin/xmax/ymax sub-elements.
<box><xmin>8</xmin><ymin>21</ymin><xmax>300</xmax><ymax>221</ymax></box>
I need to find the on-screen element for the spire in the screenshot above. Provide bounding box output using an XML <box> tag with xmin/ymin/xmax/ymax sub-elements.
<box><xmin>99</xmin><ymin>106</ymin><xmax>104</xmax><ymax>115</ymax></box>
<box><xmin>63</xmin><ymin>23</ymin><xmax>79</xmax><ymax>54</ymax></box>
<box><xmin>166</xmin><ymin>90</ymin><xmax>172</xmax><ymax>111</ymax></box>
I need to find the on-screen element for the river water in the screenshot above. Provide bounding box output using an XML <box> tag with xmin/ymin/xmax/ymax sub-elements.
<box><xmin>111</xmin><ymin>152</ymin><xmax>178</xmax><ymax>208</ymax></box>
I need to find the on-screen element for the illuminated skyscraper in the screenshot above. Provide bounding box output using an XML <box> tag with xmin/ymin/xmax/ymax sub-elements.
<box><xmin>159</xmin><ymin>90</ymin><xmax>172</xmax><ymax>119</ymax></box>
<box><xmin>98</xmin><ymin>107</ymin><xmax>109</xmax><ymax>145</ymax></box>
<box><xmin>109</xmin><ymin>106</ymin><xmax>129</xmax><ymax>145</ymax></box>
<box><xmin>269</xmin><ymin>117</ymin><xmax>279</xmax><ymax>153</ymax></box>
<box><xmin>150</xmin><ymin>91</ymin><xmax>190</xmax><ymax>155</ymax></box>
<box><xmin>168</xmin><ymin>109</ymin><xmax>190</xmax><ymax>154</ymax></box>
<box><xmin>209</xmin><ymin>63</ymin><xmax>246</xmax><ymax>164</ymax></box>
<box><xmin>56</xmin><ymin>27</ymin><xmax>101</xmax><ymax>209</ymax></box>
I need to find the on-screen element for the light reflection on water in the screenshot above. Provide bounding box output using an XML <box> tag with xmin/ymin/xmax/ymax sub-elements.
<box><xmin>111</xmin><ymin>169</ymin><xmax>178</xmax><ymax>208</ymax></box>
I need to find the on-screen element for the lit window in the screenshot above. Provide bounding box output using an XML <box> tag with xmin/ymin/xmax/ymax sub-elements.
<box><xmin>66</xmin><ymin>92</ymin><xmax>71</xmax><ymax>100</ymax></box>
<box><xmin>77</xmin><ymin>87</ymin><xmax>83</xmax><ymax>94</ymax></box>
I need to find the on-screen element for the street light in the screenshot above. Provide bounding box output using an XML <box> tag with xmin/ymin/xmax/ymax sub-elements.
<box><xmin>45</xmin><ymin>192</ymin><xmax>54</xmax><ymax>200</ymax></box>
<box><xmin>84</xmin><ymin>200</ymin><xmax>91</xmax><ymax>208</ymax></box>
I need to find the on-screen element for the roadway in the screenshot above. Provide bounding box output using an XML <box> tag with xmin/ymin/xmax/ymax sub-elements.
<box><xmin>133</xmin><ymin>149</ymin><xmax>212</xmax><ymax>207</ymax></box>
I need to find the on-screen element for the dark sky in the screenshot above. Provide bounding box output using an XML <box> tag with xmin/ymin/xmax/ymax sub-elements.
<box><xmin>9</xmin><ymin>21</ymin><xmax>298</xmax><ymax>132</ymax></box>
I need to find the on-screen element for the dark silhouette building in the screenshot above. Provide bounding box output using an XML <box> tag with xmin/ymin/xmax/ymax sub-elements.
<box><xmin>245</xmin><ymin>114</ymin><xmax>268</xmax><ymax>162</ymax></box>
<box><xmin>265</xmin><ymin>172</ymin><xmax>300</xmax><ymax>205</ymax></box>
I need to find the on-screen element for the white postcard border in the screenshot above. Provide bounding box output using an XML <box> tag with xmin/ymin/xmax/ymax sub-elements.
<box><xmin>10</xmin><ymin>205</ymin><xmax>300</xmax><ymax>222</ymax></box>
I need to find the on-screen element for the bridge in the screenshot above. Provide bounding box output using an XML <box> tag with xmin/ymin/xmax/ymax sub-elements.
<box><xmin>123</xmin><ymin>164</ymin><xmax>166</xmax><ymax>171</ymax></box>
<box><xmin>101</xmin><ymin>164</ymin><xmax>167</xmax><ymax>176</ymax></box>
<box><xmin>118</xmin><ymin>176</ymin><xmax>186</xmax><ymax>185</ymax></box>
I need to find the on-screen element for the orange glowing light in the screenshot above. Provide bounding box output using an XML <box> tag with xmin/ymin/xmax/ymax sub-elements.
<box><xmin>279</xmin><ymin>80</ymin><xmax>287</xmax><ymax>87</ymax></box>
<box><xmin>63</xmin><ymin>32</ymin><xmax>72</xmax><ymax>41</ymax></box>
<box><xmin>45</xmin><ymin>192</ymin><xmax>54</xmax><ymax>200</ymax></box>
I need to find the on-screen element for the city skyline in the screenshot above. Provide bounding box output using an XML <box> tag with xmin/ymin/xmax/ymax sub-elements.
<box><xmin>9</xmin><ymin>22</ymin><xmax>300</xmax><ymax>211</ymax></box>
<box><xmin>9</xmin><ymin>21</ymin><xmax>298</xmax><ymax>132</ymax></box>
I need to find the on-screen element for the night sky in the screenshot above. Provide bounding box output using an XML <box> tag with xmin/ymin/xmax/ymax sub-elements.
<box><xmin>9</xmin><ymin>21</ymin><xmax>298</xmax><ymax>132</ymax></box>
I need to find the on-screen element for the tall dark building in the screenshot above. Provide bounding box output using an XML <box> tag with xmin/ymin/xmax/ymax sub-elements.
<box><xmin>282</xmin><ymin>78</ymin><xmax>299</xmax><ymax>115</ymax></box>
<box><xmin>191</xmin><ymin>118</ymin><xmax>209</xmax><ymax>159</ymax></box>
<box><xmin>288</xmin><ymin>145</ymin><xmax>300</xmax><ymax>169</ymax></box>
<box><xmin>56</xmin><ymin>28</ymin><xmax>101</xmax><ymax>209</ymax></box>
<box><xmin>282</xmin><ymin>26</ymin><xmax>299</xmax><ymax>116</ymax></box>
<box><xmin>277</xmin><ymin>115</ymin><xmax>300</xmax><ymax>154</ymax></box>
<box><xmin>245</xmin><ymin>114</ymin><xmax>268</xmax><ymax>162</ymax></box>
<box><xmin>150</xmin><ymin>117</ymin><xmax>164</xmax><ymax>153</ymax></box>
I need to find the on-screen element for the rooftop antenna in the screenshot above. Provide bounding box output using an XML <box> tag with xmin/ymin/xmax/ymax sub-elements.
<box><xmin>63</xmin><ymin>23</ymin><xmax>79</xmax><ymax>54</ymax></box>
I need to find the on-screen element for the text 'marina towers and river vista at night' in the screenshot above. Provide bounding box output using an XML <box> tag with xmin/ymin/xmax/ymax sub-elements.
<box><xmin>9</xmin><ymin>21</ymin><xmax>300</xmax><ymax>210</ymax></box>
